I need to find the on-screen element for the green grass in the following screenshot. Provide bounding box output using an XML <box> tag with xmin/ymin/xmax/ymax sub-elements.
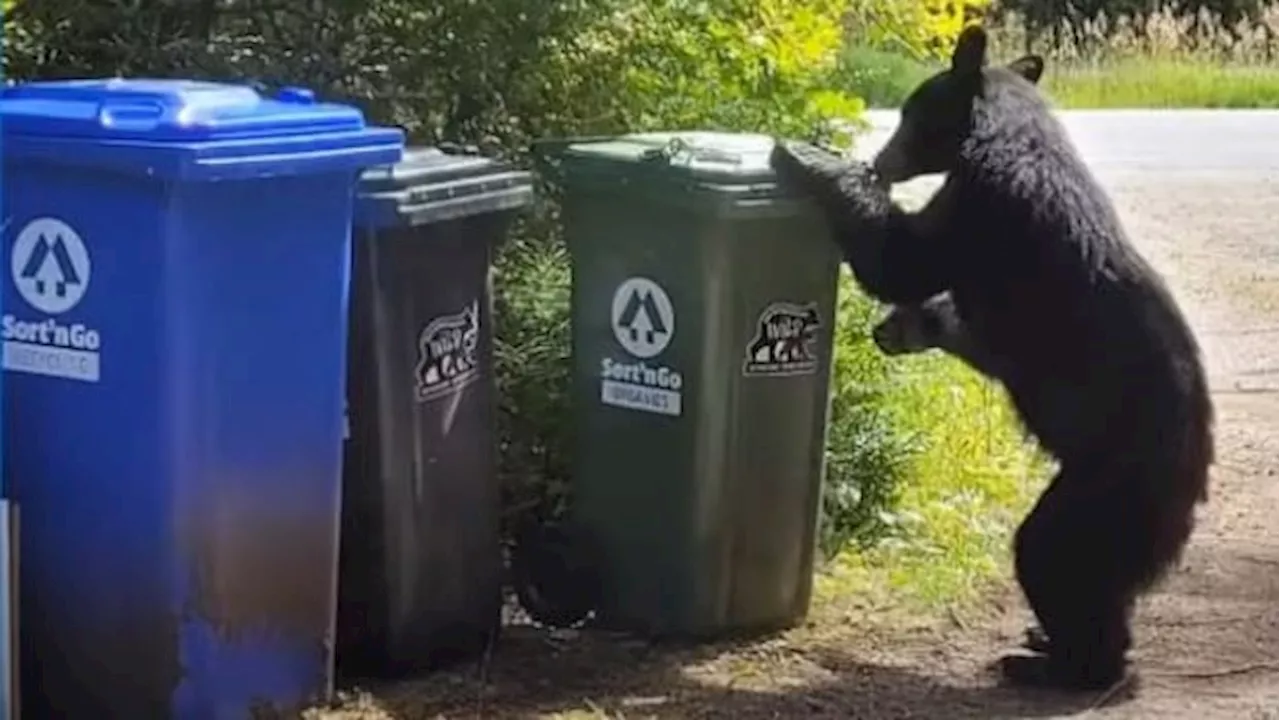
<box><xmin>816</xmin><ymin>264</ymin><xmax>1049</xmax><ymax>574</ymax></box>
<box><xmin>1043</xmin><ymin>59</ymin><xmax>1279</xmax><ymax>108</ymax></box>
<box><xmin>834</xmin><ymin>43</ymin><xmax>1278</xmax><ymax>109</ymax></box>
<box><xmin>816</xmin><ymin>349</ymin><xmax>1050</xmax><ymax>615</ymax></box>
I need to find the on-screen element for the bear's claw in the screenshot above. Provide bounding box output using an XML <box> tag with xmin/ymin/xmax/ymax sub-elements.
<box><xmin>769</xmin><ymin>139</ymin><xmax>890</xmax><ymax>222</ymax></box>
<box><xmin>1023</xmin><ymin>624</ymin><xmax>1053</xmax><ymax>654</ymax></box>
<box><xmin>770</xmin><ymin>140</ymin><xmax>852</xmax><ymax>189</ymax></box>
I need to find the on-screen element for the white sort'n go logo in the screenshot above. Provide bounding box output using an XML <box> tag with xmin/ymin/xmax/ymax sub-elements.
<box><xmin>611</xmin><ymin>277</ymin><xmax>675</xmax><ymax>359</ymax></box>
<box><xmin>11</xmin><ymin>217</ymin><xmax>92</xmax><ymax>315</ymax></box>
<box><xmin>2</xmin><ymin>217</ymin><xmax>102</xmax><ymax>384</ymax></box>
<box><xmin>599</xmin><ymin>276</ymin><xmax>684</xmax><ymax>417</ymax></box>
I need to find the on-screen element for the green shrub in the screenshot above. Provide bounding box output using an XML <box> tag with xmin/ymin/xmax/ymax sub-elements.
<box><xmin>491</xmin><ymin>221</ymin><xmax>576</xmax><ymax>524</ymax></box>
<box><xmin>845</xmin><ymin>0</ymin><xmax>994</xmax><ymax>60</ymax></box>
<box><xmin>6</xmin><ymin>0</ymin><xmax>1040</xmax><ymax>566</ymax></box>
<box><xmin>833</xmin><ymin>44</ymin><xmax>938</xmax><ymax>107</ymax></box>
<box><xmin>818</xmin><ymin>271</ymin><xmax>919</xmax><ymax>556</ymax></box>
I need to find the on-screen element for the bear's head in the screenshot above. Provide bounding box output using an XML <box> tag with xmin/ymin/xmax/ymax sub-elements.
<box><xmin>872</xmin><ymin>25</ymin><xmax>1046</xmax><ymax>184</ymax></box>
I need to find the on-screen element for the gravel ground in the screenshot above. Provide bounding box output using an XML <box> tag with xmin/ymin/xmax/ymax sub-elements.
<box><xmin>313</xmin><ymin>111</ymin><xmax>1280</xmax><ymax>720</ymax></box>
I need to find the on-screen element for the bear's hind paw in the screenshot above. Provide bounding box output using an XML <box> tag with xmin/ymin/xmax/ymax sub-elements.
<box><xmin>997</xmin><ymin>653</ymin><xmax>1136</xmax><ymax>694</ymax></box>
<box><xmin>1023</xmin><ymin>624</ymin><xmax>1053</xmax><ymax>654</ymax></box>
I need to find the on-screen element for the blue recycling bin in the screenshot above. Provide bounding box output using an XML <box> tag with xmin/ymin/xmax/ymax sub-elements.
<box><xmin>0</xmin><ymin>79</ymin><xmax>403</xmax><ymax>718</ymax></box>
<box><xmin>0</xmin><ymin>508</ymin><xmax>10</xmax><ymax>720</ymax></box>
<box><xmin>0</xmin><ymin>339</ymin><xmax>9</xmax><ymax>720</ymax></box>
<box><xmin>0</xmin><ymin>257</ymin><xmax>10</xmax><ymax>720</ymax></box>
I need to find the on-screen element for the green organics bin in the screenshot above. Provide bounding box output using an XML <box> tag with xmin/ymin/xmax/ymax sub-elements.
<box><xmin>557</xmin><ymin>132</ymin><xmax>842</xmax><ymax>638</ymax></box>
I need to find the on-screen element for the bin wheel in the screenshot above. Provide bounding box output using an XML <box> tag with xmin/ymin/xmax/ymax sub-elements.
<box><xmin>510</xmin><ymin>520</ymin><xmax>602</xmax><ymax>629</ymax></box>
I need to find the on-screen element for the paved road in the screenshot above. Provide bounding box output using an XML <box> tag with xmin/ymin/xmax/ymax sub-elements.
<box><xmin>856</xmin><ymin>108</ymin><xmax>1280</xmax><ymax>180</ymax></box>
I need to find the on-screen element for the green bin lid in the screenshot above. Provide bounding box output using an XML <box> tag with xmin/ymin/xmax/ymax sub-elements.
<box><xmin>356</xmin><ymin>146</ymin><xmax>534</xmax><ymax>229</ymax></box>
<box><xmin>561</xmin><ymin>131</ymin><xmax>779</xmax><ymax>185</ymax></box>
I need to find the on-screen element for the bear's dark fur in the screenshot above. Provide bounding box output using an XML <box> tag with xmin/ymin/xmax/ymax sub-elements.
<box><xmin>870</xmin><ymin>292</ymin><xmax>1007</xmax><ymax>379</ymax></box>
<box><xmin>772</xmin><ymin>25</ymin><xmax>1214</xmax><ymax>691</ymax></box>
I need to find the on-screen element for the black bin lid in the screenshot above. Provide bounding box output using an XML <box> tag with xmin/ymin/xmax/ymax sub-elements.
<box><xmin>355</xmin><ymin>146</ymin><xmax>534</xmax><ymax>229</ymax></box>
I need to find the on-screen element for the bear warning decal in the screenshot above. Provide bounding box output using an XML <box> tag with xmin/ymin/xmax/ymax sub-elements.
<box><xmin>414</xmin><ymin>300</ymin><xmax>481</xmax><ymax>403</ymax></box>
<box><xmin>742</xmin><ymin>301</ymin><xmax>822</xmax><ymax>378</ymax></box>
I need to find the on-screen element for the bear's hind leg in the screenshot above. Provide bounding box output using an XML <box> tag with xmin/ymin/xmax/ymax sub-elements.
<box><xmin>1004</xmin><ymin>471</ymin><xmax>1135</xmax><ymax>691</ymax></box>
<box><xmin>1008</xmin><ymin>476</ymin><xmax>1065</xmax><ymax>658</ymax></box>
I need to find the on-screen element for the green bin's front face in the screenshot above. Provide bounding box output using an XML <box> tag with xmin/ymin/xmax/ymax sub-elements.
<box><xmin>561</xmin><ymin>132</ymin><xmax>842</xmax><ymax>638</ymax></box>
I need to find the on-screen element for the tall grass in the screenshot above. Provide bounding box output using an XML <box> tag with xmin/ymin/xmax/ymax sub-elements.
<box><xmin>989</xmin><ymin>4</ymin><xmax>1280</xmax><ymax>108</ymax></box>
<box><xmin>1041</xmin><ymin>60</ymin><xmax>1277</xmax><ymax>108</ymax></box>
<box><xmin>816</xmin><ymin>273</ymin><xmax>1048</xmax><ymax>614</ymax></box>
<box><xmin>818</xmin><ymin>267</ymin><xmax>1043</xmax><ymax>562</ymax></box>
<box><xmin>837</xmin><ymin>3</ymin><xmax>1280</xmax><ymax>108</ymax></box>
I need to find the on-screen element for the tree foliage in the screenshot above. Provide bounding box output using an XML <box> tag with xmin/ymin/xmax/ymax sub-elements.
<box><xmin>844</xmin><ymin>0</ymin><xmax>994</xmax><ymax>59</ymax></box>
<box><xmin>990</xmin><ymin>0</ymin><xmax>1274</xmax><ymax>46</ymax></box>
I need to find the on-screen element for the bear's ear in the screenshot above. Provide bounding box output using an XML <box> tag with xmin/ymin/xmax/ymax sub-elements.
<box><xmin>951</xmin><ymin>25</ymin><xmax>988</xmax><ymax>76</ymax></box>
<box><xmin>1008</xmin><ymin>55</ymin><xmax>1045</xmax><ymax>84</ymax></box>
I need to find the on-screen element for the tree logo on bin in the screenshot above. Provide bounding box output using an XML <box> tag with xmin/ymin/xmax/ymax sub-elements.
<box><xmin>611</xmin><ymin>277</ymin><xmax>675</xmax><ymax>359</ymax></box>
<box><xmin>742</xmin><ymin>301</ymin><xmax>822</xmax><ymax>378</ymax></box>
<box><xmin>414</xmin><ymin>300</ymin><xmax>482</xmax><ymax>404</ymax></box>
<box><xmin>11</xmin><ymin>217</ymin><xmax>92</xmax><ymax>315</ymax></box>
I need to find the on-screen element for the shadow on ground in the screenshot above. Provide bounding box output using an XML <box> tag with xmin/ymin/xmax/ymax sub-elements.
<box><xmin>330</xmin><ymin>624</ymin><xmax>1128</xmax><ymax>719</ymax></box>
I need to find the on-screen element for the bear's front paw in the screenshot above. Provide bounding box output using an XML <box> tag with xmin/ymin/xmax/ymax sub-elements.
<box><xmin>771</xmin><ymin>140</ymin><xmax>851</xmax><ymax>189</ymax></box>
<box><xmin>833</xmin><ymin>162</ymin><xmax>893</xmax><ymax>218</ymax></box>
<box><xmin>771</xmin><ymin>140</ymin><xmax>891</xmax><ymax>220</ymax></box>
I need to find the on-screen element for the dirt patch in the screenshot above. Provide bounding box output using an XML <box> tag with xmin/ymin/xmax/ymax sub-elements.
<box><xmin>1079</xmin><ymin>177</ymin><xmax>1279</xmax><ymax>720</ymax></box>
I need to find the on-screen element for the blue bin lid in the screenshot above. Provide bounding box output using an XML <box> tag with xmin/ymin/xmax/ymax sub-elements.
<box><xmin>0</xmin><ymin>78</ymin><xmax>405</xmax><ymax>181</ymax></box>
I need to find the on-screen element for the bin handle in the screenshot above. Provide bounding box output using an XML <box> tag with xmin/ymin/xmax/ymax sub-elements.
<box><xmin>637</xmin><ymin>136</ymin><xmax>743</xmax><ymax>166</ymax></box>
<box><xmin>96</xmin><ymin>98</ymin><xmax>166</xmax><ymax>133</ymax></box>
<box><xmin>528</xmin><ymin>133</ymin><xmax>745</xmax><ymax>184</ymax></box>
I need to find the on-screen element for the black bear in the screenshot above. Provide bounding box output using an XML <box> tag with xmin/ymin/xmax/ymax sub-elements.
<box><xmin>771</xmin><ymin>25</ymin><xmax>1214</xmax><ymax>691</ymax></box>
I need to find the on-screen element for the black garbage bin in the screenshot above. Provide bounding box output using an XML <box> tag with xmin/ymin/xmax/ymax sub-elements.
<box><xmin>336</xmin><ymin>147</ymin><xmax>534</xmax><ymax>679</ymax></box>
